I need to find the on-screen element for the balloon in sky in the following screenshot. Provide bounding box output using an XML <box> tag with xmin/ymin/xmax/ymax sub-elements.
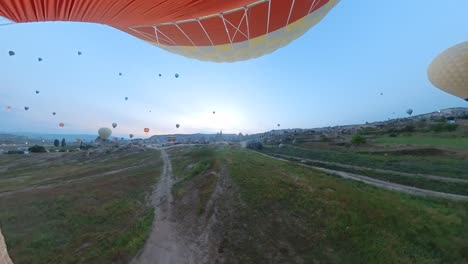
<box><xmin>176</xmin><ymin>124</ymin><xmax>180</xmax><ymax>128</ymax></box>
<box><xmin>77</xmin><ymin>51</ymin><xmax>82</xmax><ymax>55</ymax></box>
<box><xmin>35</xmin><ymin>90</ymin><xmax>39</xmax><ymax>94</ymax></box>
<box><xmin>38</xmin><ymin>57</ymin><xmax>42</xmax><ymax>62</ymax></box>
<box><xmin>119</xmin><ymin>72</ymin><xmax>122</xmax><ymax>76</ymax></box>
<box><xmin>277</xmin><ymin>124</ymin><xmax>281</xmax><ymax>127</ymax></box>
<box><xmin>112</xmin><ymin>123</ymin><xmax>118</xmax><ymax>128</ymax></box>
<box><xmin>8</xmin><ymin>50</ymin><xmax>14</xmax><ymax>56</ymax></box>
<box><xmin>52</xmin><ymin>112</ymin><xmax>56</xmax><ymax>115</ymax></box>
<box><xmin>406</xmin><ymin>108</ymin><xmax>413</xmax><ymax>116</ymax></box>
<box><xmin>6</xmin><ymin>106</ymin><xmax>11</xmax><ymax>111</ymax></box>
<box><xmin>98</xmin><ymin>127</ymin><xmax>112</xmax><ymax>140</ymax></box>
<box><xmin>428</xmin><ymin>41</ymin><xmax>468</xmax><ymax>101</ymax></box>
<box><xmin>158</xmin><ymin>73</ymin><xmax>162</xmax><ymax>77</ymax></box>
<box><xmin>125</xmin><ymin>97</ymin><xmax>128</xmax><ymax>101</ymax></box>
<box><xmin>24</xmin><ymin>106</ymin><xmax>29</xmax><ymax>111</ymax></box>
<box><xmin>129</xmin><ymin>134</ymin><xmax>134</xmax><ymax>139</ymax></box>
<box><xmin>175</xmin><ymin>73</ymin><xmax>179</xmax><ymax>78</ymax></box>
<box><xmin>59</xmin><ymin>122</ymin><xmax>64</xmax><ymax>127</ymax></box>
<box><xmin>213</xmin><ymin>111</ymin><xmax>215</xmax><ymax>114</ymax></box>
<box><xmin>144</xmin><ymin>128</ymin><xmax>150</xmax><ymax>135</ymax></box>
<box><xmin>0</xmin><ymin>0</ymin><xmax>340</xmax><ymax>62</ymax></box>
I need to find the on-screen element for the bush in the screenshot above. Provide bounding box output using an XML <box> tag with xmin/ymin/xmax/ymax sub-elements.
<box><xmin>54</xmin><ymin>139</ymin><xmax>60</xmax><ymax>147</ymax></box>
<box><xmin>246</xmin><ymin>140</ymin><xmax>263</xmax><ymax>150</ymax></box>
<box><xmin>430</xmin><ymin>123</ymin><xmax>458</xmax><ymax>132</ymax></box>
<box><xmin>7</xmin><ymin>150</ymin><xmax>24</xmax><ymax>154</ymax></box>
<box><xmin>28</xmin><ymin>145</ymin><xmax>47</xmax><ymax>153</ymax></box>
<box><xmin>351</xmin><ymin>134</ymin><xmax>366</xmax><ymax>145</ymax></box>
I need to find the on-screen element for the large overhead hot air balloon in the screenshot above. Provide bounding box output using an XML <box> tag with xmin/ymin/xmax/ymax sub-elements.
<box><xmin>98</xmin><ymin>127</ymin><xmax>112</xmax><ymax>140</ymax></box>
<box><xmin>428</xmin><ymin>41</ymin><xmax>468</xmax><ymax>101</ymax></box>
<box><xmin>144</xmin><ymin>128</ymin><xmax>150</xmax><ymax>135</ymax></box>
<box><xmin>406</xmin><ymin>108</ymin><xmax>413</xmax><ymax>116</ymax></box>
<box><xmin>112</xmin><ymin>123</ymin><xmax>118</xmax><ymax>128</ymax></box>
<box><xmin>0</xmin><ymin>0</ymin><xmax>340</xmax><ymax>62</ymax></box>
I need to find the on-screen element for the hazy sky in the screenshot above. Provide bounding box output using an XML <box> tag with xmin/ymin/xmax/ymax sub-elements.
<box><xmin>1</xmin><ymin>1</ymin><xmax>467</xmax><ymax>138</ymax></box>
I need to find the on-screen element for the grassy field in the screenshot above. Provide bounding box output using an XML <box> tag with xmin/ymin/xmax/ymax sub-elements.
<box><xmin>260</xmin><ymin>144</ymin><xmax>468</xmax><ymax>179</ymax></box>
<box><xmin>0</xmin><ymin>148</ymin><xmax>162</xmax><ymax>264</ymax></box>
<box><xmin>375</xmin><ymin>136</ymin><xmax>468</xmax><ymax>150</ymax></box>
<box><xmin>222</xmin><ymin>146</ymin><xmax>468</xmax><ymax>263</ymax></box>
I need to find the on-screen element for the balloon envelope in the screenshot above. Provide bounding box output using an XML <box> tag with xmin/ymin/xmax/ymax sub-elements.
<box><xmin>59</xmin><ymin>122</ymin><xmax>64</xmax><ymax>127</ymax></box>
<box><xmin>176</xmin><ymin>124</ymin><xmax>180</xmax><ymax>128</ymax></box>
<box><xmin>52</xmin><ymin>112</ymin><xmax>56</xmax><ymax>115</ymax></box>
<box><xmin>24</xmin><ymin>106</ymin><xmax>29</xmax><ymax>111</ymax></box>
<box><xmin>98</xmin><ymin>127</ymin><xmax>112</xmax><ymax>140</ymax></box>
<box><xmin>112</xmin><ymin>123</ymin><xmax>117</xmax><ymax>128</ymax></box>
<box><xmin>129</xmin><ymin>134</ymin><xmax>134</xmax><ymax>139</ymax></box>
<box><xmin>406</xmin><ymin>109</ymin><xmax>413</xmax><ymax>115</ymax></box>
<box><xmin>144</xmin><ymin>128</ymin><xmax>150</xmax><ymax>134</ymax></box>
<box><xmin>8</xmin><ymin>51</ymin><xmax>14</xmax><ymax>56</ymax></box>
<box><xmin>428</xmin><ymin>41</ymin><xmax>468</xmax><ymax>101</ymax></box>
<box><xmin>0</xmin><ymin>0</ymin><xmax>340</xmax><ymax>62</ymax></box>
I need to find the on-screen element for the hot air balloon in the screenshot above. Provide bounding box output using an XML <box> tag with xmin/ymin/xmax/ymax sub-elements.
<box><xmin>277</xmin><ymin>124</ymin><xmax>281</xmax><ymax>127</ymax></box>
<box><xmin>406</xmin><ymin>109</ymin><xmax>413</xmax><ymax>116</ymax></box>
<box><xmin>158</xmin><ymin>73</ymin><xmax>162</xmax><ymax>77</ymax></box>
<box><xmin>144</xmin><ymin>128</ymin><xmax>150</xmax><ymax>135</ymax></box>
<box><xmin>0</xmin><ymin>0</ymin><xmax>340</xmax><ymax>62</ymax></box>
<box><xmin>213</xmin><ymin>111</ymin><xmax>215</xmax><ymax>114</ymax></box>
<box><xmin>38</xmin><ymin>57</ymin><xmax>42</xmax><ymax>62</ymax></box>
<box><xmin>112</xmin><ymin>123</ymin><xmax>117</xmax><ymax>128</ymax></box>
<box><xmin>59</xmin><ymin>122</ymin><xmax>64</xmax><ymax>128</ymax></box>
<box><xmin>5</xmin><ymin>106</ymin><xmax>11</xmax><ymax>111</ymax></box>
<box><xmin>119</xmin><ymin>72</ymin><xmax>122</xmax><ymax>76</ymax></box>
<box><xmin>77</xmin><ymin>51</ymin><xmax>82</xmax><ymax>55</ymax></box>
<box><xmin>428</xmin><ymin>41</ymin><xmax>468</xmax><ymax>101</ymax></box>
<box><xmin>98</xmin><ymin>127</ymin><xmax>112</xmax><ymax>140</ymax></box>
<box><xmin>24</xmin><ymin>106</ymin><xmax>29</xmax><ymax>111</ymax></box>
<box><xmin>175</xmin><ymin>73</ymin><xmax>179</xmax><ymax>78</ymax></box>
<box><xmin>176</xmin><ymin>124</ymin><xmax>180</xmax><ymax>128</ymax></box>
<box><xmin>52</xmin><ymin>112</ymin><xmax>56</xmax><ymax>115</ymax></box>
<box><xmin>8</xmin><ymin>51</ymin><xmax>14</xmax><ymax>56</ymax></box>
<box><xmin>35</xmin><ymin>90</ymin><xmax>39</xmax><ymax>94</ymax></box>
<box><xmin>129</xmin><ymin>134</ymin><xmax>134</xmax><ymax>139</ymax></box>
<box><xmin>125</xmin><ymin>97</ymin><xmax>128</xmax><ymax>101</ymax></box>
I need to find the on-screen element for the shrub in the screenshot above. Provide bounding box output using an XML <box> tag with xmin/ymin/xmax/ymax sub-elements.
<box><xmin>28</xmin><ymin>145</ymin><xmax>47</xmax><ymax>153</ymax></box>
<box><xmin>246</xmin><ymin>140</ymin><xmax>263</xmax><ymax>150</ymax></box>
<box><xmin>351</xmin><ymin>134</ymin><xmax>366</xmax><ymax>145</ymax></box>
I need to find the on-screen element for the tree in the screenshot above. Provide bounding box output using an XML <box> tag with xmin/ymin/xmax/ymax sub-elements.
<box><xmin>61</xmin><ymin>138</ymin><xmax>66</xmax><ymax>147</ymax></box>
<box><xmin>54</xmin><ymin>139</ymin><xmax>60</xmax><ymax>147</ymax></box>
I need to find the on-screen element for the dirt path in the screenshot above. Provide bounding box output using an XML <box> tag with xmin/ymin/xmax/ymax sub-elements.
<box><xmin>253</xmin><ymin>151</ymin><xmax>468</xmax><ymax>201</ymax></box>
<box><xmin>131</xmin><ymin>149</ymin><xmax>198</xmax><ymax>264</ymax></box>
<box><xmin>272</xmin><ymin>153</ymin><xmax>468</xmax><ymax>184</ymax></box>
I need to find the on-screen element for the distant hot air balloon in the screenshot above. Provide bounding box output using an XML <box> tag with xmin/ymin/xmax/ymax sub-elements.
<box><xmin>52</xmin><ymin>112</ymin><xmax>56</xmax><ymax>115</ymax></box>
<box><xmin>24</xmin><ymin>106</ymin><xmax>29</xmax><ymax>111</ymax></box>
<box><xmin>59</xmin><ymin>122</ymin><xmax>64</xmax><ymax>128</ymax></box>
<box><xmin>8</xmin><ymin>51</ymin><xmax>14</xmax><ymax>56</ymax></box>
<box><xmin>77</xmin><ymin>51</ymin><xmax>82</xmax><ymax>55</ymax></box>
<box><xmin>277</xmin><ymin>124</ymin><xmax>281</xmax><ymax>127</ymax></box>
<box><xmin>98</xmin><ymin>127</ymin><xmax>112</xmax><ymax>140</ymax></box>
<box><xmin>406</xmin><ymin>109</ymin><xmax>413</xmax><ymax>116</ymax></box>
<box><xmin>119</xmin><ymin>72</ymin><xmax>122</xmax><ymax>76</ymax></box>
<box><xmin>129</xmin><ymin>134</ymin><xmax>134</xmax><ymax>139</ymax></box>
<box><xmin>0</xmin><ymin>0</ymin><xmax>340</xmax><ymax>63</ymax></box>
<box><xmin>212</xmin><ymin>111</ymin><xmax>215</xmax><ymax>114</ymax></box>
<box><xmin>380</xmin><ymin>93</ymin><xmax>383</xmax><ymax>96</ymax></box>
<box><xmin>112</xmin><ymin>123</ymin><xmax>117</xmax><ymax>128</ymax></box>
<box><xmin>35</xmin><ymin>90</ymin><xmax>39</xmax><ymax>94</ymax></box>
<box><xmin>158</xmin><ymin>73</ymin><xmax>162</xmax><ymax>77</ymax></box>
<box><xmin>144</xmin><ymin>128</ymin><xmax>150</xmax><ymax>135</ymax></box>
<box><xmin>176</xmin><ymin>124</ymin><xmax>180</xmax><ymax>128</ymax></box>
<box><xmin>6</xmin><ymin>106</ymin><xmax>11</xmax><ymax>111</ymax></box>
<box><xmin>428</xmin><ymin>41</ymin><xmax>468</xmax><ymax>101</ymax></box>
<box><xmin>175</xmin><ymin>73</ymin><xmax>179</xmax><ymax>78</ymax></box>
<box><xmin>125</xmin><ymin>97</ymin><xmax>128</xmax><ymax>101</ymax></box>
<box><xmin>38</xmin><ymin>57</ymin><xmax>42</xmax><ymax>62</ymax></box>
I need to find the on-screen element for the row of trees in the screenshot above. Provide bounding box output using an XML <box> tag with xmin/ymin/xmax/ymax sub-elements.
<box><xmin>53</xmin><ymin>138</ymin><xmax>67</xmax><ymax>147</ymax></box>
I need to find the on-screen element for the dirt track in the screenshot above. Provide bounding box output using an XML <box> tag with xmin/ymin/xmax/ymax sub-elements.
<box><xmin>253</xmin><ymin>151</ymin><xmax>468</xmax><ymax>202</ymax></box>
<box><xmin>131</xmin><ymin>149</ymin><xmax>199</xmax><ymax>264</ymax></box>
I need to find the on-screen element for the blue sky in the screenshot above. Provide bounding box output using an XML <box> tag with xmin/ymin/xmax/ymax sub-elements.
<box><xmin>1</xmin><ymin>0</ymin><xmax>467</xmax><ymax>138</ymax></box>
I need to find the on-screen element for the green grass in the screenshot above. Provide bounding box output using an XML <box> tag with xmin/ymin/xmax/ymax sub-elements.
<box><xmin>222</xmin><ymin>146</ymin><xmax>468</xmax><ymax>263</ymax></box>
<box><xmin>0</xmin><ymin>149</ymin><xmax>162</xmax><ymax>264</ymax></box>
<box><xmin>260</xmin><ymin>144</ymin><xmax>468</xmax><ymax>179</ymax></box>
<box><xmin>375</xmin><ymin>136</ymin><xmax>468</xmax><ymax>150</ymax></box>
